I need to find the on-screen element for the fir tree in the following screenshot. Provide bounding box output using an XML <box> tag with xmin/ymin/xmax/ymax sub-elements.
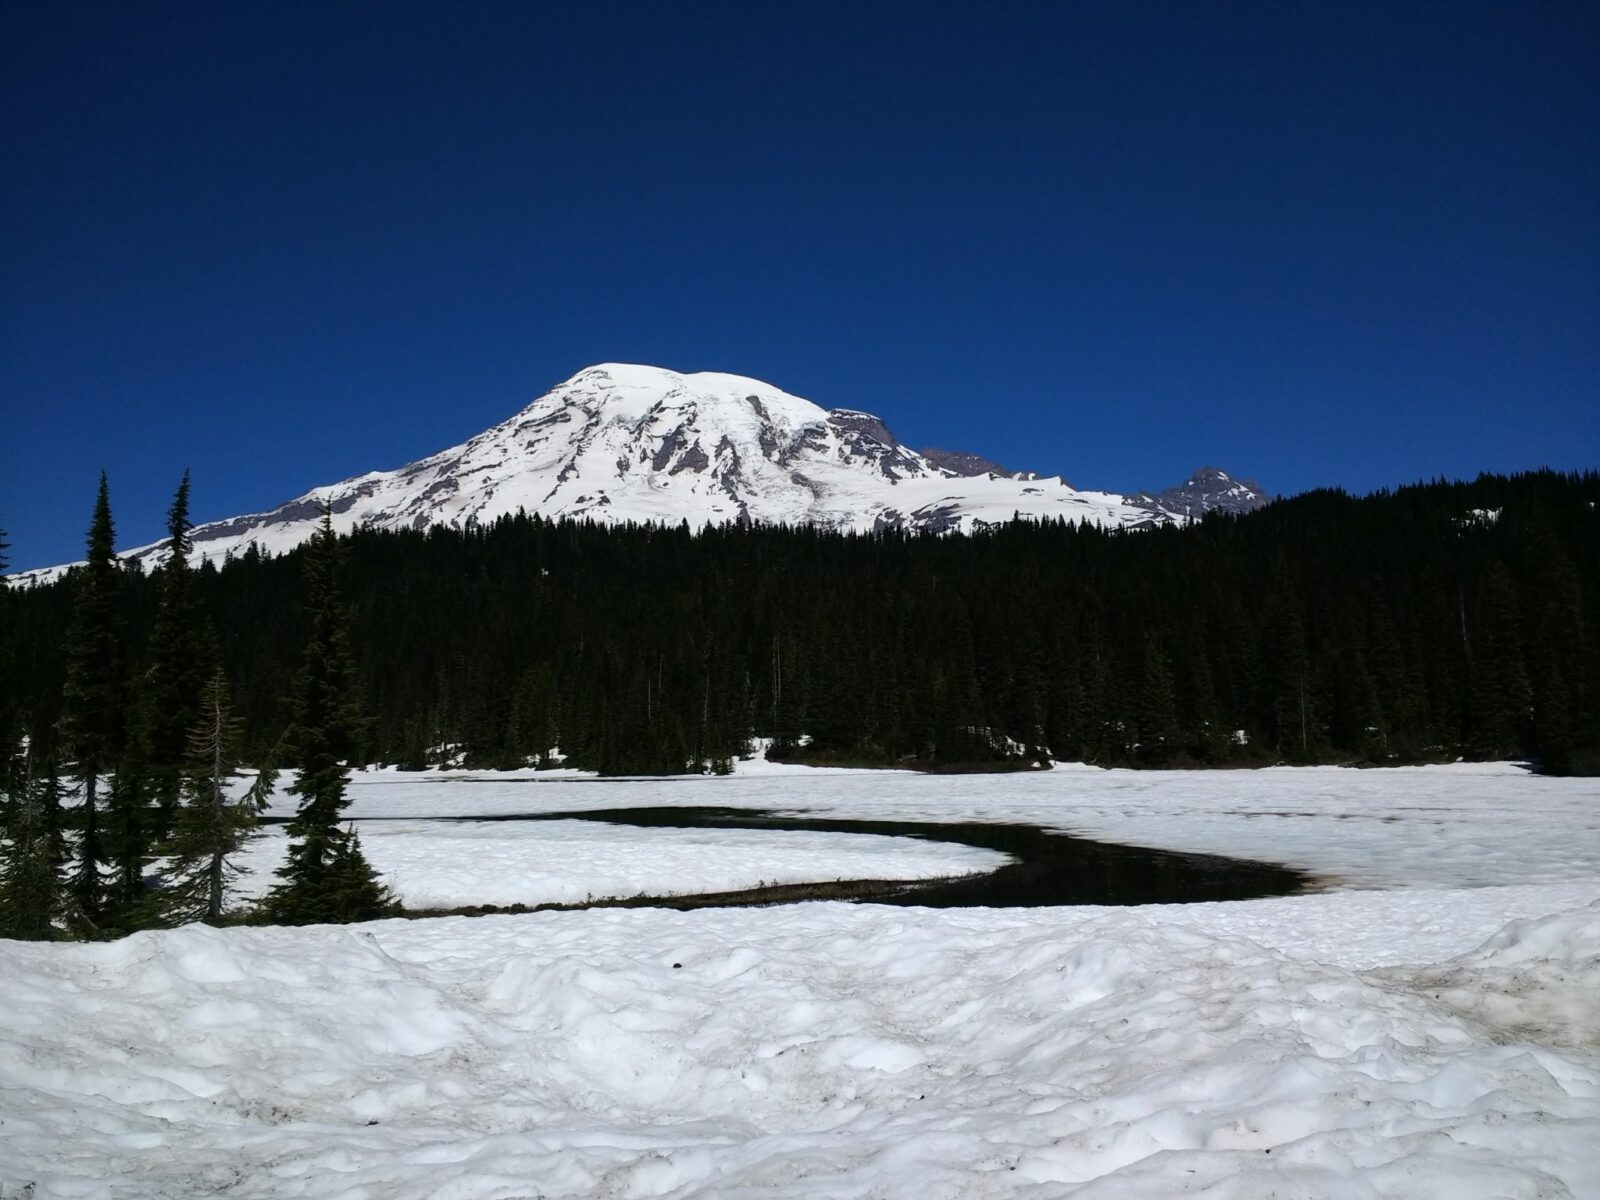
<box><xmin>137</xmin><ymin>472</ymin><xmax>211</xmax><ymax>841</ymax></box>
<box><xmin>103</xmin><ymin>765</ymin><xmax>149</xmax><ymax>918</ymax></box>
<box><xmin>1261</xmin><ymin>585</ymin><xmax>1314</xmax><ymax>761</ymax></box>
<box><xmin>34</xmin><ymin>759</ymin><xmax>69</xmax><ymax>875</ymax></box>
<box><xmin>323</xmin><ymin>825</ymin><xmax>396</xmax><ymax>923</ymax></box>
<box><xmin>1467</xmin><ymin>564</ymin><xmax>1531</xmax><ymax>759</ymax></box>
<box><xmin>58</xmin><ymin>474</ymin><xmax>124</xmax><ymax>922</ymax></box>
<box><xmin>0</xmin><ymin>751</ymin><xmax>67</xmax><ymax>940</ymax></box>
<box><xmin>0</xmin><ymin>524</ymin><xmax>15</xmax><ymax>776</ymax></box>
<box><xmin>265</xmin><ymin>508</ymin><xmax>392</xmax><ymax>924</ymax></box>
<box><xmin>159</xmin><ymin>670</ymin><xmax>260</xmax><ymax>924</ymax></box>
<box><xmin>1134</xmin><ymin>635</ymin><xmax>1180</xmax><ymax>764</ymax></box>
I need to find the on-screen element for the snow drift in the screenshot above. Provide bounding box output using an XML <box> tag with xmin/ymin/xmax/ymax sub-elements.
<box><xmin>2</xmin><ymin>898</ymin><xmax>1597</xmax><ymax>1199</ymax></box>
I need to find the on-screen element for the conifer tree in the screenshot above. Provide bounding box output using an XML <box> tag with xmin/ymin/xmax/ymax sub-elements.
<box><xmin>322</xmin><ymin>824</ymin><xmax>395</xmax><ymax>923</ymax></box>
<box><xmin>34</xmin><ymin>758</ymin><xmax>68</xmax><ymax>875</ymax></box>
<box><xmin>58</xmin><ymin>474</ymin><xmax>124</xmax><ymax>922</ymax></box>
<box><xmin>159</xmin><ymin>670</ymin><xmax>260</xmax><ymax>924</ymax></box>
<box><xmin>265</xmin><ymin>508</ymin><xmax>393</xmax><ymax>924</ymax></box>
<box><xmin>138</xmin><ymin>472</ymin><xmax>211</xmax><ymax>840</ymax></box>
<box><xmin>1135</xmin><ymin>635</ymin><xmax>1180</xmax><ymax>764</ymax></box>
<box><xmin>1261</xmin><ymin>585</ymin><xmax>1314</xmax><ymax>761</ymax></box>
<box><xmin>104</xmin><ymin>766</ymin><xmax>149</xmax><ymax>917</ymax></box>
<box><xmin>0</xmin><ymin>746</ymin><xmax>67</xmax><ymax>940</ymax></box>
<box><xmin>1520</xmin><ymin>532</ymin><xmax>1588</xmax><ymax>773</ymax></box>
<box><xmin>1467</xmin><ymin>564</ymin><xmax>1531</xmax><ymax>759</ymax></box>
<box><xmin>0</xmin><ymin>525</ymin><xmax>15</xmax><ymax>772</ymax></box>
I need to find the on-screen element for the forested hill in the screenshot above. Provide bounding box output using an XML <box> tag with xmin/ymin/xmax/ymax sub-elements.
<box><xmin>8</xmin><ymin>470</ymin><xmax>1598</xmax><ymax>776</ymax></box>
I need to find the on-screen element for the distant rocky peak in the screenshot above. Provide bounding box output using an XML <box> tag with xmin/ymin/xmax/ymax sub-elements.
<box><xmin>1129</xmin><ymin>466</ymin><xmax>1269</xmax><ymax>518</ymax></box>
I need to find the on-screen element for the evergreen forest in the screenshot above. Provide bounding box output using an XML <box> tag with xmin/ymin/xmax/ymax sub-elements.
<box><xmin>7</xmin><ymin>468</ymin><xmax>1598</xmax><ymax>790</ymax></box>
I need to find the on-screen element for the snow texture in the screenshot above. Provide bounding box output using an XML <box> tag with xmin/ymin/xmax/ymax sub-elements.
<box><xmin>2</xmin><ymin>763</ymin><xmax>1598</xmax><ymax>1198</ymax></box>
<box><xmin>230</xmin><ymin>819</ymin><xmax>1010</xmax><ymax>910</ymax></box>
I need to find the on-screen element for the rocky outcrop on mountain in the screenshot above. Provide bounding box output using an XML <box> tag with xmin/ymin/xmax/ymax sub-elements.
<box><xmin>1126</xmin><ymin>467</ymin><xmax>1269</xmax><ymax>519</ymax></box>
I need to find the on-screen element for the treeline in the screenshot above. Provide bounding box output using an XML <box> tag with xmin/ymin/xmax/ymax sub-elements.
<box><xmin>6</xmin><ymin>469</ymin><xmax>1597</xmax><ymax>788</ymax></box>
<box><xmin>0</xmin><ymin>481</ymin><xmax>393</xmax><ymax>939</ymax></box>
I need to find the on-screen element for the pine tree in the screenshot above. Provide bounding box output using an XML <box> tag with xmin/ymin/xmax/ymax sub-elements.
<box><xmin>1467</xmin><ymin>564</ymin><xmax>1531</xmax><ymax>759</ymax></box>
<box><xmin>58</xmin><ymin>474</ymin><xmax>124</xmax><ymax>922</ymax></box>
<box><xmin>159</xmin><ymin>670</ymin><xmax>260</xmax><ymax>924</ymax></box>
<box><xmin>1521</xmin><ymin>532</ymin><xmax>1588</xmax><ymax>773</ymax></box>
<box><xmin>1261</xmin><ymin>585</ymin><xmax>1314</xmax><ymax>761</ymax></box>
<box><xmin>104</xmin><ymin>765</ymin><xmax>149</xmax><ymax>918</ymax></box>
<box><xmin>35</xmin><ymin>760</ymin><xmax>69</xmax><ymax>875</ymax></box>
<box><xmin>323</xmin><ymin>825</ymin><xmax>395</xmax><ymax>923</ymax></box>
<box><xmin>1134</xmin><ymin>634</ymin><xmax>1181</xmax><ymax>764</ymax></box>
<box><xmin>137</xmin><ymin>472</ymin><xmax>211</xmax><ymax>841</ymax></box>
<box><xmin>0</xmin><ymin>750</ymin><xmax>67</xmax><ymax>940</ymax></box>
<box><xmin>265</xmin><ymin>508</ymin><xmax>392</xmax><ymax>924</ymax></box>
<box><xmin>0</xmin><ymin>525</ymin><xmax>16</xmax><ymax>777</ymax></box>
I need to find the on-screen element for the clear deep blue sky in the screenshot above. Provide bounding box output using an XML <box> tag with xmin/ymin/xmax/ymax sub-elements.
<box><xmin>3</xmin><ymin>1</ymin><xmax>1596</xmax><ymax>569</ymax></box>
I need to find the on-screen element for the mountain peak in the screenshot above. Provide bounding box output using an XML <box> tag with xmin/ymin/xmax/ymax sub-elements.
<box><xmin>1126</xmin><ymin>467</ymin><xmax>1269</xmax><ymax>518</ymax></box>
<box><xmin>8</xmin><ymin>365</ymin><xmax>1266</xmax><ymax>582</ymax></box>
<box><xmin>523</xmin><ymin>363</ymin><xmax>829</xmax><ymax>434</ymax></box>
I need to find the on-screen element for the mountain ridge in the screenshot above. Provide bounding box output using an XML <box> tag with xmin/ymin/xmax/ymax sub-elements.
<box><xmin>10</xmin><ymin>363</ymin><xmax>1268</xmax><ymax>582</ymax></box>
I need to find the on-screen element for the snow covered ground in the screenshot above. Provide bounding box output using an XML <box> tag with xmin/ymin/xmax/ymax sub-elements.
<box><xmin>3</xmin><ymin>762</ymin><xmax>1599</xmax><ymax>1198</ymax></box>
<box><xmin>254</xmin><ymin>758</ymin><xmax>1600</xmax><ymax>890</ymax></box>
<box><xmin>231</xmin><ymin>819</ymin><xmax>1010</xmax><ymax>910</ymax></box>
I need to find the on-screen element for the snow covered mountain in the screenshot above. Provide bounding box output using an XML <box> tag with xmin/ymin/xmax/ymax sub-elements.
<box><xmin>15</xmin><ymin>363</ymin><xmax>1267</xmax><ymax>582</ymax></box>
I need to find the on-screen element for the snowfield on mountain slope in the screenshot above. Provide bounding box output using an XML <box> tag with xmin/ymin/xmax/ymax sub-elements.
<box><xmin>3</xmin><ymin>764</ymin><xmax>1598</xmax><ymax>1200</ymax></box>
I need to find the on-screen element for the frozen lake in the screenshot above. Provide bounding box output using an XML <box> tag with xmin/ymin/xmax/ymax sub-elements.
<box><xmin>395</xmin><ymin>804</ymin><xmax>1312</xmax><ymax>908</ymax></box>
<box><xmin>231</xmin><ymin>756</ymin><xmax>1600</xmax><ymax>910</ymax></box>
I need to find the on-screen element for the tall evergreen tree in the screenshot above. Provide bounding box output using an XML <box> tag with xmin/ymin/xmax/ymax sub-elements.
<box><xmin>1261</xmin><ymin>585</ymin><xmax>1314</xmax><ymax>761</ymax></box>
<box><xmin>0</xmin><ymin>524</ymin><xmax>16</xmax><ymax>778</ymax></box>
<box><xmin>265</xmin><ymin>508</ymin><xmax>393</xmax><ymax>924</ymax></box>
<box><xmin>103</xmin><ymin>766</ymin><xmax>149</xmax><ymax>918</ymax></box>
<box><xmin>0</xmin><ymin>758</ymin><xmax>68</xmax><ymax>940</ymax></box>
<box><xmin>33</xmin><ymin>757</ymin><xmax>69</xmax><ymax>877</ymax></box>
<box><xmin>1467</xmin><ymin>564</ymin><xmax>1531</xmax><ymax>758</ymax></box>
<box><xmin>137</xmin><ymin>472</ymin><xmax>211</xmax><ymax>840</ymax></box>
<box><xmin>159</xmin><ymin>670</ymin><xmax>261</xmax><ymax>924</ymax></box>
<box><xmin>1134</xmin><ymin>634</ymin><xmax>1180</xmax><ymax>764</ymax></box>
<box><xmin>58</xmin><ymin>474</ymin><xmax>124</xmax><ymax>922</ymax></box>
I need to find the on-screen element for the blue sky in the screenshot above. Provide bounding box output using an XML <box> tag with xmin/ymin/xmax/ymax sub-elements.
<box><xmin>3</xmin><ymin>1</ymin><xmax>1596</xmax><ymax>569</ymax></box>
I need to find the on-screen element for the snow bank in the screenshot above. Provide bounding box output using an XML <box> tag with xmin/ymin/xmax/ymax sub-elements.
<box><xmin>3</xmin><ymin>897</ymin><xmax>1598</xmax><ymax>1198</ymax></box>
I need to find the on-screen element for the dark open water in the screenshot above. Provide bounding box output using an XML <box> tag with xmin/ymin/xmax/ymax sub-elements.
<box><xmin>456</xmin><ymin>806</ymin><xmax>1312</xmax><ymax>907</ymax></box>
